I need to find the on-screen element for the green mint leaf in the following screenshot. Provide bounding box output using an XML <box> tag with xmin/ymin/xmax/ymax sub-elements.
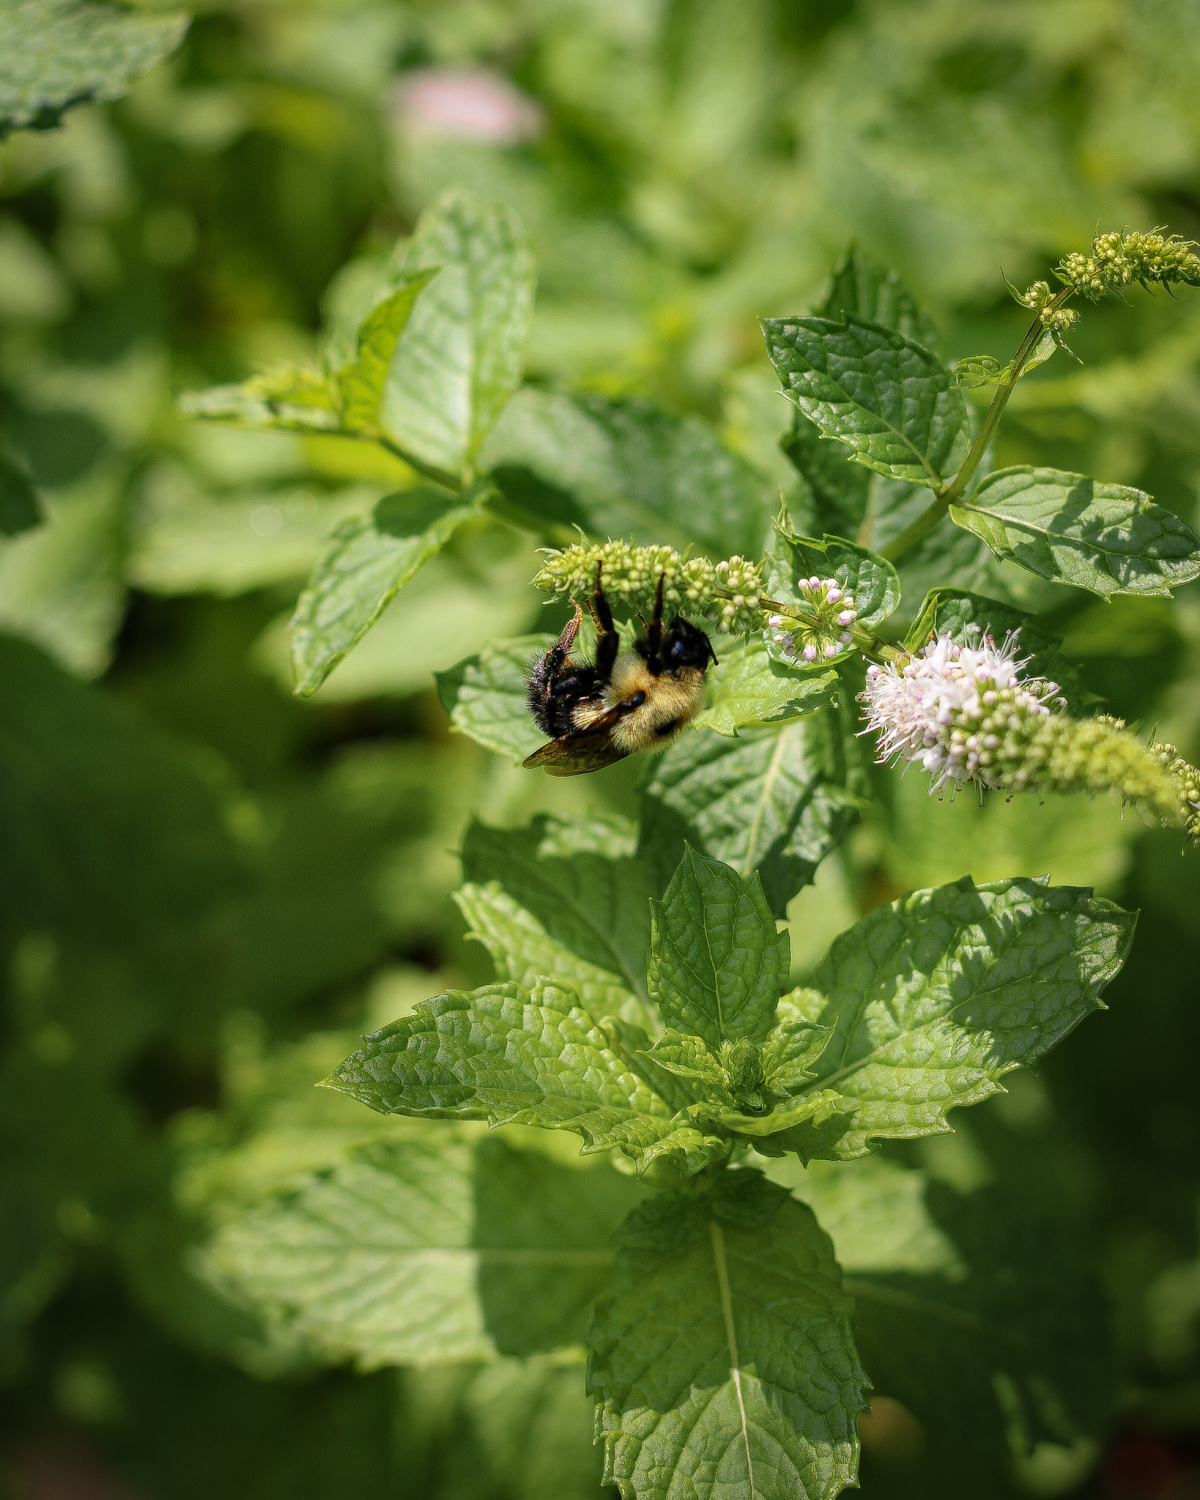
<box><xmin>0</xmin><ymin>452</ymin><xmax>42</xmax><ymax>535</ymax></box>
<box><xmin>817</xmin><ymin>248</ymin><xmax>938</xmax><ymax>347</ymax></box>
<box><xmin>178</xmin><ymin>368</ymin><xmax>344</xmax><ymax>435</ymax></box>
<box><xmin>688</xmin><ymin>1089</ymin><xmax>852</xmax><ymax>1140</ymax></box>
<box><xmin>0</xmin><ymin>0</ymin><xmax>188</xmax><ymax>137</ymax></box>
<box><xmin>201</xmin><ymin>1132</ymin><xmax>645</xmax><ymax>1366</ymax></box>
<box><xmin>436</xmin><ymin>633</ymin><xmax>551</xmax><ymax>764</ymax></box>
<box><xmin>953</xmin><ymin>354</ymin><xmax>1007</xmax><ymax>390</ymax></box>
<box><xmin>325</xmin><ymin>982</ymin><xmax>728</xmax><ymax>1174</ymax></box>
<box><xmin>0</xmin><ymin>470</ymin><xmax>127</xmax><ymax>677</ymax></box>
<box><xmin>694</xmin><ymin>639</ymin><xmax>838</xmax><ymax>737</ymax></box>
<box><xmin>904</xmin><ymin>588</ymin><xmax>1097</xmax><ymax>714</ymax></box>
<box><xmin>446</xmin><ymin>1355</ymin><xmax>608</xmax><ymax>1500</ymax></box>
<box><xmin>457</xmin><ymin>817</ymin><xmax>651</xmax><ymax>1011</ymax></box>
<box><xmin>481</xmin><ymin>386</ymin><xmax>773</xmax><ymax>558</ymax></box>
<box><xmin>380</xmin><ymin>190</ymin><xmax>535</xmax><ymax>480</ymax></box>
<box><xmin>589</xmin><ymin>1170</ymin><xmax>867</xmax><ymax>1500</ymax></box>
<box><xmin>455</xmin><ymin>884</ymin><xmax>642</xmax><ymax>1024</ymax></box>
<box><xmin>639</xmin><ymin>706</ymin><xmax>868</xmax><ymax>918</ymax></box>
<box><xmin>289</xmin><ymin>485</ymin><xmax>485</xmax><ymax>696</ymax></box>
<box><xmin>334</xmin><ymin>271</ymin><xmax>440</xmax><ymax>433</ymax></box>
<box><xmin>792</xmin><ymin>1156</ymin><xmax>1115</xmax><ymax>1459</ymax></box>
<box><xmin>761</xmin><ymin>314</ymin><xmax>970</xmax><ymax>489</ymax></box>
<box><xmin>643</xmin><ymin>1030</ymin><xmax>729</xmax><ymax>1093</ymax></box>
<box><xmin>954</xmin><ymin>331</ymin><xmax>1057</xmax><ymax>390</ymax></box>
<box><xmin>781</xmin><ymin>411</ymin><xmax>869</xmax><ymax>538</ymax></box>
<box><xmin>951</xmin><ymin>466</ymin><xmax>1200</xmax><ymax>598</ymax></box>
<box><xmin>793</xmin><ymin>876</ymin><xmax>1135</xmax><ymax>1160</ymax></box>
<box><xmin>767</xmin><ymin>522</ymin><xmax>901</xmax><ymax>631</ymax></box>
<box><xmin>763</xmin><ymin>1020</ymin><xmax>835</xmax><ymax>1093</ymax></box>
<box><xmin>649</xmin><ymin>848</ymin><xmax>790</xmax><ymax>1050</ymax></box>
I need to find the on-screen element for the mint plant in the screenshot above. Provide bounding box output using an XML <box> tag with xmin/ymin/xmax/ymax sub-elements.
<box><xmin>180</xmin><ymin>193</ymin><xmax>1200</xmax><ymax>1500</ymax></box>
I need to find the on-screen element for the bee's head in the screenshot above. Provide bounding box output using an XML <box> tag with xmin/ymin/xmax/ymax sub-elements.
<box><xmin>638</xmin><ymin>617</ymin><xmax>717</xmax><ymax>673</ymax></box>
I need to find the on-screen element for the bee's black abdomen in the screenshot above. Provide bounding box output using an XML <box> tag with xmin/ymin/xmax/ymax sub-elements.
<box><xmin>526</xmin><ymin>649</ymin><xmax>603</xmax><ymax>738</ymax></box>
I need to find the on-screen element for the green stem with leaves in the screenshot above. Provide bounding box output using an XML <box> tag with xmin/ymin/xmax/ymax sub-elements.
<box><xmin>880</xmin><ymin>289</ymin><xmax>1075</xmax><ymax>565</ymax></box>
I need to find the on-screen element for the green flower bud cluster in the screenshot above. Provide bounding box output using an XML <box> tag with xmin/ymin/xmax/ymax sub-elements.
<box><xmin>981</xmin><ymin>712</ymin><xmax>1200</xmax><ymax>835</ymax></box>
<box><xmin>1055</xmin><ymin>229</ymin><xmax>1200</xmax><ymax>302</ymax></box>
<box><xmin>721</xmin><ymin>1039</ymin><xmax>767</xmax><ymax>1114</ymax></box>
<box><xmin>532</xmin><ymin>541</ymin><xmax>764</xmax><ymax>635</ymax></box>
<box><xmin>1015</xmin><ymin>279</ymin><xmax>1080</xmax><ymax>337</ymax></box>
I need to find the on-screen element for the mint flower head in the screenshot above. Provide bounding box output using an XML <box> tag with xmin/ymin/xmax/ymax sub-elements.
<box><xmin>767</xmin><ymin>576</ymin><xmax>859</xmax><ymax>663</ymax></box>
<box><xmin>861</xmin><ymin>632</ymin><xmax>1061</xmax><ymax>795</ymax></box>
<box><xmin>861</xmin><ymin>631</ymin><xmax>1200</xmax><ymax>838</ymax></box>
<box><xmin>532</xmin><ymin>541</ymin><xmax>764</xmax><ymax>635</ymax></box>
<box><xmin>1055</xmin><ymin>228</ymin><xmax>1200</xmax><ymax>302</ymax></box>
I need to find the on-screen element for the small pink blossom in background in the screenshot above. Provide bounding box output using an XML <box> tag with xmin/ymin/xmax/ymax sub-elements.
<box><xmin>392</xmin><ymin>68</ymin><xmax>544</xmax><ymax>145</ymax></box>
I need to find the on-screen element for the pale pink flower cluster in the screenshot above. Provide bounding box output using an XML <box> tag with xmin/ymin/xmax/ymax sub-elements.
<box><xmin>860</xmin><ymin>631</ymin><xmax>1061</xmax><ymax>795</ymax></box>
<box><xmin>392</xmin><ymin>69</ymin><xmax>544</xmax><ymax>144</ymax></box>
<box><xmin>767</xmin><ymin>577</ymin><xmax>858</xmax><ymax>662</ymax></box>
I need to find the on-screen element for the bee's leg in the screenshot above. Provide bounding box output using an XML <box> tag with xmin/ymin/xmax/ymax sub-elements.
<box><xmin>554</xmin><ymin>600</ymin><xmax>583</xmax><ymax>657</ymax></box>
<box><xmin>527</xmin><ymin>602</ymin><xmax>587</xmax><ymax>736</ymax></box>
<box><xmin>643</xmin><ymin>573</ymin><xmax>666</xmax><ymax>671</ymax></box>
<box><xmin>587</xmin><ymin>569</ymin><xmax>620</xmax><ymax>683</ymax></box>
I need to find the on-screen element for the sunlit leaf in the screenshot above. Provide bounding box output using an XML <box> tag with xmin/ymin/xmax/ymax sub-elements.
<box><xmin>0</xmin><ymin>0</ymin><xmax>188</xmax><ymax>136</ymax></box>
<box><xmin>762</xmin><ymin>315</ymin><xmax>970</xmax><ymax>489</ymax></box>
<box><xmin>589</xmin><ymin>1170</ymin><xmax>867</xmax><ymax>1500</ymax></box>
<box><xmin>289</xmin><ymin>486</ymin><xmax>486</xmax><ymax>696</ymax></box>
<box><xmin>952</xmin><ymin>466</ymin><xmax>1200</xmax><ymax>598</ymax></box>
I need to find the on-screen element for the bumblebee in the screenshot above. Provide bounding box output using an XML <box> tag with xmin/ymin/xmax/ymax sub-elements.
<box><xmin>524</xmin><ymin>572</ymin><xmax>717</xmax><ymax>776</ymax></box>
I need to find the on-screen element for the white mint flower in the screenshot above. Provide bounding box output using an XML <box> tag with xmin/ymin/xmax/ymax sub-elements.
<box><xmin>860</xmin><ymin>630</ymin><xmax>1200</xmax><ymax>838</ymax></box>
<box><xmin>860</xmin><ymin>631</ymin><xmax>1059</xmax><ymax>795</ymax></box>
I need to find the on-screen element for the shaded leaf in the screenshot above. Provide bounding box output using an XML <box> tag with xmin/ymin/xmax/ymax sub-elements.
<box><xmin>780</xmin><ymin>410</ymin><xmax>868</xmax><ymax>539</ymax></box>
<box><xmin>481</xmin><ymin>387</ymin><xmax>773</xmax><ymax>558</ymax></box>
<box><xmin>325</xmin><ymin>982</ymin><xmax>728</xmax><ymax>1175</ymax></box>
<box><xmin>289</xmin><ymin>485</ymin><xmax>485</xmax><ymax>696</ymax></box>
<box><xmin>817</xmin><ymin>248</ymin><xmax>938</xmax><ymax>346</ymax></box>
<box><xmin>202</xmin><ymin>1133</ymin><xmax>645</xmax><ymax>1367</ymax></box>
<box><xmin>0</xmin><ymin>0</ymin><xmax>188</xmax><ymax>136</ymax></box>
<box><xmin>435</xmin><ymin>633</ymin><xmax>550</xmax><ymax>764</ymax></box>
<box><xmin>0</xmin><ymin>451</ymin><xmax>42</xmax><ymax>535</ymax></box>
<box><xmin>790</xmin><ymin>876</ymin><xmax>1135</xmax><ymax>1160</ymax></box>
<box><xmin>588</xmin><ymin>1170</ymin><xmax>867</xmax><ymax>1500</ymax></box>
<box><xmin>788</xmin><ymin>1157</ymin><xmax>1115</xmax><ymax>1459</ymax></box>
<box><xmin>639</xmin><ymin>706</ymin><xmax>869</xmax><ymax>918</ymax></box>
<box><xmin>761</xmin><ymin>315</ymin><xmax>970</xmax><ymax>488</ymax></box>
<box><xmin>460</xmin><ymin>818</ymin><xmax>651</xmax><ymax>1006</ymax></box>
<box><xmin>381</xmin><ymin>190</ymin><xmax>535</xmax><ymax>479</ymax></box>
<box><xmin>649</xmin><ymin>848</ymin><xmax>790</xmax><ymax>1050</ymax></box>
<box><xmin>444</xmin><ymin>1355</ymin><xmax>613</xmax><ymax>1500</ymax></box>
<box><xmin>0</xmin><ymin>634</ymin><xmax>250</xmax><ymax>948</ymax></box>
<box><xmin>951</xmin><ymin>466</ymin><xmax>1200</xmax><ymax>598</ymax></box>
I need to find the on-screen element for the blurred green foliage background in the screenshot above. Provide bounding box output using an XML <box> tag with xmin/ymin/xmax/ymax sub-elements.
<box><xmin>6</xmin><ymin>2</ymin><xmax>1200</xmax><ymax>1498</ymax></box>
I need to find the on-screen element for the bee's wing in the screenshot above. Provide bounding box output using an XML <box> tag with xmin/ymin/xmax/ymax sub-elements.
<box><xmin>522</xmin><ymin>703</ymin><xmax>633</xmax><ymax>777</ymax></box>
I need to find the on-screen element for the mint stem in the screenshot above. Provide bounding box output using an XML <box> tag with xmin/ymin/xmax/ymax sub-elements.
<box><xmin>879</xmin><ymin>289</ymin><xmax>1074</xmax><ymax>565</ymax></box>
